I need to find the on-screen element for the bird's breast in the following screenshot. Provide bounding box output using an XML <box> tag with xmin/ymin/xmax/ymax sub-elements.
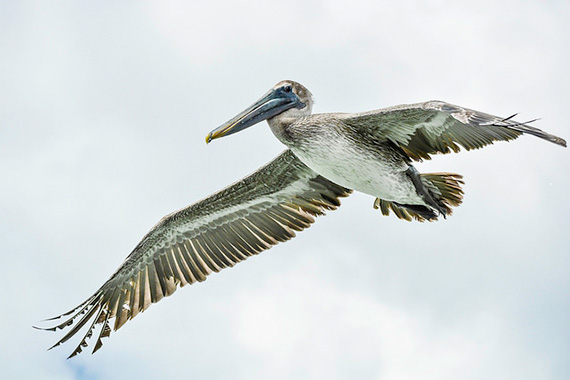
<box><xmin>288</xmin><ymin>127</ymin><xmax>419</xmax><ymax>203</ymax></box>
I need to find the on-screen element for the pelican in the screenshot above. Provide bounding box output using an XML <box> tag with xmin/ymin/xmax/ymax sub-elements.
<box><xmin>37</xmin><ymin>80</ymin><xmax>566</xmax><ymax>358</ymax></box>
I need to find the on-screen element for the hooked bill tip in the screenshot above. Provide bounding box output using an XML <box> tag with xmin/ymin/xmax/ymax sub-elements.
<box><xmin>205</xmin><ymin>133</ymin><xmax>212</xmax><ymax>144</ymax></box>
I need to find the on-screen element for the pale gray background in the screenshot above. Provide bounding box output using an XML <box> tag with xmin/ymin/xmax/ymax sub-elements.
<box><xmin>1</xmin><ymin>1</ymin><xmax>569</xmax><ymax>379</ymax></box>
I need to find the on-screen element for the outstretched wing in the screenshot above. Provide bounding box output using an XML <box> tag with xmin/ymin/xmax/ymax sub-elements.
<box><xmin>37</xmin><ymin>149</ymin><xmax>351</xmax><ymax>358</ymax></box>
<box><xmin>341</xmin><ymin>101</ymin><xmax>566</xmax><ymax>161</ymax></box>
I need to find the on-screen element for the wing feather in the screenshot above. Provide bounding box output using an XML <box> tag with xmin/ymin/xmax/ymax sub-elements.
<box><xmin>341</xmin><ymin>101</ymin><xmax>566</xmax><ymax>160</ymax></box>
<box><xmin>37</xmin><ymin>150</ymin><xmax>351</xmax><ymax>356</ymax></box>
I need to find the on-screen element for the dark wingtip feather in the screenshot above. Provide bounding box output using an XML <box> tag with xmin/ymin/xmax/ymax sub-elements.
<box><xmin>551</xmin><ymin>135</ymin><xmax>567</xmax><ymax>147</ymax></box>
<box><xmin>32</xmin><ymin>325</ymin><xmax>57</xmax><ymax>332</ymax></box>
<box><xmin>489</xmin><ymin>116</ymin><xmax>566</xmax><ymax>147</ymax></box>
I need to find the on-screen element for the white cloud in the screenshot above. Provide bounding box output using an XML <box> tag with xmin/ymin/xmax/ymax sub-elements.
<box><xmin>221</xmin><ymin>267</ymin><xmax>551</xmax><ymax>380</ymax></box>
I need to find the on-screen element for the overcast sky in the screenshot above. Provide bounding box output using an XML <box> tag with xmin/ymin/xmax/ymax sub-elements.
<box><xmin>1</xmin><ymin>1</ymin><xmax>569</xmax><ymax>379</ymax></box>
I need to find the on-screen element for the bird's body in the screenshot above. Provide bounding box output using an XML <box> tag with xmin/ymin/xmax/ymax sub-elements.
<box><xmin>271</xmin><ymin>113</ymin><xmax>422</xmax><ymax>205</ymax></box>
<box><xmin>37</xmin><ymin>80</ymin><xmax>566</xmax><ymax>358</ymax></box>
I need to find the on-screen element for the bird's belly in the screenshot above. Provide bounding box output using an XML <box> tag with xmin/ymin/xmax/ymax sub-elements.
<box><xmin>291</xmin><ymin>143</ymin><xmax>422</xmax><ymax>204</ymax></box>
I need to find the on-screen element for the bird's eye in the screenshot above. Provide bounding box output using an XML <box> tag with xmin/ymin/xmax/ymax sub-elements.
<box><xmin>283</xmin><ymin>85</ymin><xmax>292</xmax><ymax>93</ymax></box>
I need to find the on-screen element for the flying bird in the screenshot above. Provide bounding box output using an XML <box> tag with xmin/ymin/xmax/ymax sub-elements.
<box><xmin>37</xmin><ymin>80</ymin><xmax>566</xmax><ymax>358</ymax></box>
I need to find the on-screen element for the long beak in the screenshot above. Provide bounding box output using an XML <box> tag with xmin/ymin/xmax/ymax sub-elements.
<box><xmin>206</xmin><ymin>87</ymin><xmax>304</xmax><ymax>144</ymax></box>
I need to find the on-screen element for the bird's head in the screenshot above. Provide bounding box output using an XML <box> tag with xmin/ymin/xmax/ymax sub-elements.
<box><xmin>206</xmin><ymin>80</ymin><xmax>313</xmax><ymax>144</ymax></box>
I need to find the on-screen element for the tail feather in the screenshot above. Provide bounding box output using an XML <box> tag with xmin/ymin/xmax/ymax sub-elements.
<box><xmin>421</xmin><ymin>172</ymin><xmax>464</xmax><ymax>216</ymax></box>
<box><xmin>373</xmin><ymin>172</ymin><xmax>464</xmax><ymax>222</ymax></box>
